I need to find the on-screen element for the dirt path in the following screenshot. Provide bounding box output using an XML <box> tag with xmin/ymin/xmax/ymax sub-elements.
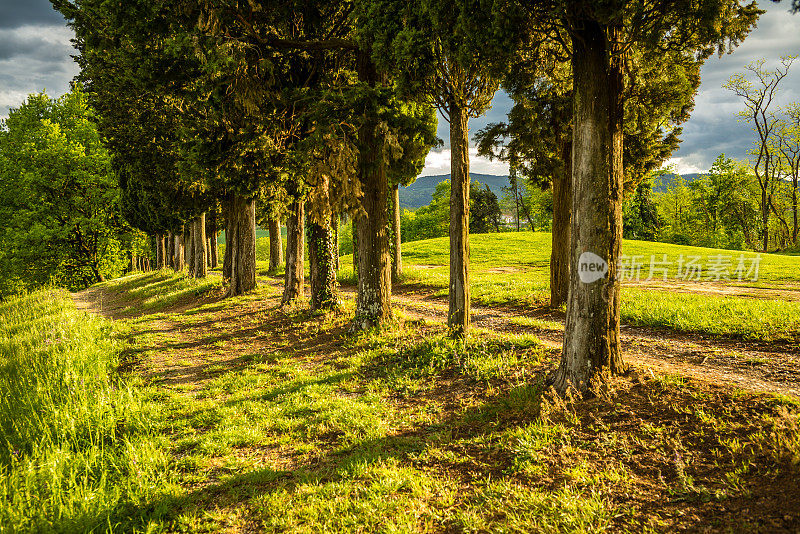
<box><xmin>73</xmin><ymin>276</ymin><xmax>800</xmax><ymax>399</ymax></box>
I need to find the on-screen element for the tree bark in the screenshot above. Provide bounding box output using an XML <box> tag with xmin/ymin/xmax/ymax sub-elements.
<box><xmin>762</xmin><ymin>189</ymin><xmax>770</xmax><ymax>252</ymax></box>
<box><xmin>332</xmin><ymin>212</ymin><xmax>340</xmax><ymax>271</ymax></box>
<box><xmin>167</xmin><ymin>231</ymin><xmax>175</xmax><ymax>270</ymax></box>
<box><xmin>268</xmin><ymin>216</ymin><xmax>283</xmax><ymax>273</ymax></box>
<box><xmin>550</xmin><ymin>141</ymin><xmax>572</xmax><ymax>309</ymax></box>
<box><xmin>391</xmin><ymin>184</ymin><xmax>403</xmax><ymax>284</ymax></box>
<box><xmin>223</xmin><ymin>199</ymin><xmax>233</xmax><ymax>281</ymax></box>
<box><xmin>184</xmin><ymin>226</ymin><xmax>191</xmax><ymax>269</ymax></box>
<box><xmin>226</xmin><ymin>195</ymin><xmax>257</xmax><ymax>296</ymax></box>
<box><xmin>192</xmin><ymin>213</ymin><xmax>208</xmax><ymax>278</ymax></box>
<box><xmin>353</xmin><ymin>51</ymin><xmax>392</xmax><ymax>329</ymax></box>
<box><xmin>553</xmin><ymin>20</ymin><xmax>626</xmax><ymax>394</ymax></box>
<box><xmin>210</xmin><ymin>230</ymin><xmax>218</xmax><ymax>269</ymax></box>
<box><xmin>157</xmin><ymin>234</ymin><xmax>167</xmax><ymax>269</ymax></box>
<box><xmin>282</xmin><ymin>201</ymin><xmax>305</xmax><ymax>305</ymax></box>
<box><xmin>308</xmin><ymin>221</ymin><xmax>338</xmax><ymax>310</ymax></box>
<box><xmin>448</xmin><ymin>101</ymin><xmax>470</xmax><ymax>336</ymax></box>
<box><xmin>175</xmin><ymin>232</ymin><xmax>185</xmax><ymax>272</ymax></box>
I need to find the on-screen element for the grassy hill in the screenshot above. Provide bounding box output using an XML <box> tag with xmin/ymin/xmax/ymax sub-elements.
<box><xmin>400</xmin><ymin>173</ymin><xmax>509</xmax><ymax>209</ymax></box>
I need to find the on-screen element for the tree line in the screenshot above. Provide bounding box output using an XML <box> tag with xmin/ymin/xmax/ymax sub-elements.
<box><xmin>26</xmin><ymin>0</ymin><xmax>783</xmax><ymax>393</ymax></box>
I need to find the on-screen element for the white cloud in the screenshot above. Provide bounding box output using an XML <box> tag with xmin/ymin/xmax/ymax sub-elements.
<box><xmin>421</xmin><ymin>147</ymin><xmax>510</xmax><ymax>177</ymax></box>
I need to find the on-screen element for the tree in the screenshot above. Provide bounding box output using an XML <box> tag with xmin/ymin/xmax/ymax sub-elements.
<box><xmin>0</xmin><ymin>91</ymin><xmax>129</xmax><ymax>296</ymax></box>
<box><xmin>725</xmin><ymin>56</ymin><xmax>796</xmax><ymax>252</ymax></box>
<box><xmin>776</xmin><ymin>103</ymin><xmax>800</xmax><ymax>244</ymax></box>
<box><xmin>364</xmin><ymin>0</ymin><xmax>506</xmax><ymax>335</ymax></box>
<box><xmin>503</xmin><ymin>0</ymin><xmax>759</xmax><ymax>393</ymax></box>
<box><xmin>470</xmin><ymin>183</ymin><xmax>501</xmax><ymax>234</ymax></box>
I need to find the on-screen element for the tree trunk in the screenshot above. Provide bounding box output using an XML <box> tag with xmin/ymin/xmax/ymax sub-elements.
<box><xmin>391</xmin><ymin>184</ymin><xmax>403</xmax><ymax>283</ymax></box>
<box><xmin>167</xmin><ymin>231</ymin><xmax>175</xmax><ymax>270</ymax></box>
<box><xmin>226</xmin><ymin>195</ymin><xmax>257</xmax><ymax>296</ymax></box>
<box><xmin>550</xmin><ymin>141</ymin><xmax>572</xmax><ymax>309</ymax></box>
<box><xmin>268</xmin><ymin>216</ymin><xmax>283</xmax><ymax>273</ymax></box>
<box><xmin>210</xmin><ymin>230</ymin><xmax>218</xmax><ymax>269</ymax></box>
<box><xmin>175</xmin><ymin>233</ymin><xmax>185</xmax><ymax>272</ymax></box>
<box><xmin>282</xmin><ymin>201</ymin><xmax>305</xmax><ymax>305</ymax></box>
<box><xmin>762</xmin><ymin>189</ymin><xmax>770</xmax><ymax>252</ymax></box>
<box><xmin>187</xmin><ymin>223</ymin><xmax>196</xmax><ymax>277</ymax></box>
<box><xmin>793</xmin><ymin>178</ymin><xmax>798</xmax><ymax>244</ymax></box>
<box><xmin>332</xmin><ymin>212</ymin><xmax>340</xmax><ymax>271</ymax></box>
<box><xmin>448</xmin><ymin>101</ymin><xmax>470</xmax><ymax>336</ymax></box>
<box><xmin>553</xmin><ymin>20</ymin><xmax>626</xmax><ymax>394</ymax></box>
<box><xmin>131</xmin><ymin>253</ymin><xmax>137</xmax><ymax>272</ymax></box>
<box><xmin>184</xmin><ymin>226</ymin><xmax>191</xmax><ymax>269</ymax></box>
<box><xmin>157</xmin><ymin>234</ymin><xmax>167</xmax><ymax>269</ymax></box>
<box><xmin>308</xmin><ymin>221</ymin><xmax>338</xmax><ymax>310</ymax></box>
<box><xmin>223</xmin><ymin>200</ymin><xmax>232</xmax><ymax>281</ymax></box>
<box><xmin>192</xmin><ymin>213</ymin><xmax>208</xmax><ymax>278</ymax></box>
<box><xmin>353</xmin><ymin>51</ymin><xmax>392</xmax><ymax>329</ymax></box>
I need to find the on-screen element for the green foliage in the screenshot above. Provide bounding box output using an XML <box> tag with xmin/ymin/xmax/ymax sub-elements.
<box><xmin>470</xmin><ymin>183</ymin><xmax>502</xmax><ymax>234</ymax></box>
<box><xmin>655</xmin><ymin>156</ymin><xmax>761</xmax><ymax>250</ymax></box>
<box><xmin>0</xmin><ymin>91</ymin><xmax>130</xmax><ymax>296</ymax></box>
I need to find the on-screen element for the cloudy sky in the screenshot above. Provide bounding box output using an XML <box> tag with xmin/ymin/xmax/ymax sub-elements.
<box><xmin>1</xmin><ymin>0</ymin><xmax>798</xmax><ymax>176</ymax></box>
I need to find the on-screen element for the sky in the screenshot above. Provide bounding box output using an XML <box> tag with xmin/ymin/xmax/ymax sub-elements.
<box><xmin>1</xmin><ymin>0</ymin><xmax>798</xmax><ymax>176</ymax></box>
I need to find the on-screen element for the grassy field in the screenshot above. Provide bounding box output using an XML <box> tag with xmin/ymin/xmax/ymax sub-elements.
<box><xmin>0</xmin><ymin>290</ymin><xmax>177</xmax><ymax>531</ymax></box>
<box><xmin>2</xmin><ymin>276</ymin><xmax>798</xmax><ymax>531</ymax></box>
<box><xmin>336</xmin><ymin>232</ymin><xmax>800</xmax><ymax>342</ymax></box>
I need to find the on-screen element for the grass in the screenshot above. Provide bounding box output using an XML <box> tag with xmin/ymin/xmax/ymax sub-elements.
<box><xmin>0</xmin><ymin>289</ymin><xmax>177</xmax><ymax>532</ymax></box>
<box><xmin>337</xmin><ymin>232</ymin><xmax>800</xmax><ymax>342</ymax></box>
<box><xmin>2</xmin><ymin>275</ymin><xmax>799</xmax><ymax>531</ymax></box>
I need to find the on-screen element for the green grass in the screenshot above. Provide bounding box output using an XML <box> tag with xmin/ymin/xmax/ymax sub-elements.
<box><xmin>339</xmin><ymin>232</ymin><xmax>800</xmax><ymax>342</ymax></box>
<box><xmin>101</xmin><ymin>269</ymin><xmax>221</xmax><ymax>312</ymax></box>
<box><xmin>0</xmin><ymin>290</ymin><xmax>177</xmax><ymax>532</ymax></box>
<box><xmin>2</xmin><ymin>277</ymin><xmax>799</xmax><ymax>531</ymax></box>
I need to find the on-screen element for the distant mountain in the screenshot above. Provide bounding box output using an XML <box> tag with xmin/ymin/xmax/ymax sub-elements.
<box><xmin>399</xmin><ymin>173</ymin><xmax>510</xmax><ymax>209</ymax></box>
<box><xmin>652</xmin><ymin>172</ymin><xmax>701</xmax><ymax>192</ymax></box>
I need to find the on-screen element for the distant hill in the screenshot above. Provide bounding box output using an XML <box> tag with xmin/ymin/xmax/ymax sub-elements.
<box><xmin>652</xmin><ymin>172</ymin><xmax>701</xmax><ymax>192</ymax></box>
<box><xmin>399</xmin><ymin>173</ymin><xmax>510</xmax><ymax>209</ymax></box>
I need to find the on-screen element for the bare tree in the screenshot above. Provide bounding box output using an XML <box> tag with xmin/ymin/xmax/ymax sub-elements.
<box><xmin>725</xmin><ymin>56</ymin><xmax>796</xmax><ymax>251</ymax></box>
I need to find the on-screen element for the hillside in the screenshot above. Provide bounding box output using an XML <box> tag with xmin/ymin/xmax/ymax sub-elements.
<box><xmin>399</xmin><ymin>173</ymin><xmax>510</xmax><ymax>209</ymax></box>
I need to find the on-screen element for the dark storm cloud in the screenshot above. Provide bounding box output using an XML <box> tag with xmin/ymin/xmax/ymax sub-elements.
<box><xmin>0</xmin><ymin>0</ymin><xmax>66</xmax><ymax>29</ymax></box>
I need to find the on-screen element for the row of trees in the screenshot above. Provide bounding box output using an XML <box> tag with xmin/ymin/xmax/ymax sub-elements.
<box><xmin>52</xmin><ymin>0</ymin><xmax>769</xmax><ymax>393</ymax></box>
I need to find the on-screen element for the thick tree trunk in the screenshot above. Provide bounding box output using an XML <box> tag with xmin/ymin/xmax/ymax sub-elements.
<box><xmin>391</xmin><ymin>184</ymin><xmax>403</xmax><ymax>283</ymax></box>
<box><xmin>192</xmin><ymin>213</ymin><xmax>208</xmax><ymax>279</ymax></box>
<box><xmin>268</xmin><ymin>216</ymin><xmax>283</xmax><ymax>273</ymax></box>
<box><xmin>226</xmin><ymin>195</ymin><xmax>257</xmax><ymax>296</ymax></box>
<box><xmin>553</xmin><ymin>20</ymin><xmax>626</xmax><ymax>394</ymax></box>
<box><xmin>131</xmin><ymin>253</ymin><xmax>137</xmax><ymax>272</ymax></box>
<box><xmin>448</xmin><ymin>102</ymin><xmax>470</xmax><ymax>335</ymax></box>
<box><xmin>308</xmin><ymin>221</ymin><xmax>338</xmax><ymax>310</ymax></box>
<box><xmin>550</xmin><ymin>141</ymin><xmax>572</xmax><ymax>309</ymax></box>
<box><xmin>353</xmin><ymin>51</ymin><xmax>392</xmax><ymax>329</ymax></box>
<box><xmin>352</xmin><ymin>221</ymin><xmax>358</xmax><ymax>276</ymax></box>
<box><xmin>332</xmin><ymin>212</ymin><xmax>340</xmax><ymax>271</ymax></box>
<box><xmin>187</xmin><ymin>223</ymin><xmax>196</xmax><ymax>277</ymax></box>
<box><xmin>282</xmin><ymin>201</ymin><xmax>305</xmax><ymax>305</ymax></box>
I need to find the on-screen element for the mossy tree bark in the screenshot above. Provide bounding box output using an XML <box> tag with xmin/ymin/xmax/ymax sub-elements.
<box><xmin>448</xmin><ymin>102</ymin><xmax>470</xmax><ymax>336</ymax></box>
<box><xmin>308</xmin><ymin>221</ymin><xmax>338</xmax><ymax>310</ymax></box>
<box><xmin>268</xmin><ymin>216</ymin><xmax>283</xmax><ymax>273</ymax></box>
<box><xmin>226</xmin><ymin>195</ymin><xmax>257</xmax><ymax>296</ymax></box>
<box><xmin>391</xmin><ymin>184</ymin><xmax>402</xmax><ymax>284</ymax></box>
<box><xmin>282</xmin><ymin>200</ymin><xmax>305</xmax><ymax>305</ymax></box>
<box><xmin>552</xmin><ymin>20</ymin><xmax>626</xmax><ymax>394</ymax></box>
<box><xmin>353</xmin><ymin>51</ymin><xmax>392</xmax><ymax>329</ymax></box>
<box><xmin>550</xmin><ymin>140</ymin><xmax>572</xmax><ymax>309</ymax></box>
<box><xmin>174</xmin><ymin>232</ymin><xmax>185</xmax><ymax>272</ymax></box>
